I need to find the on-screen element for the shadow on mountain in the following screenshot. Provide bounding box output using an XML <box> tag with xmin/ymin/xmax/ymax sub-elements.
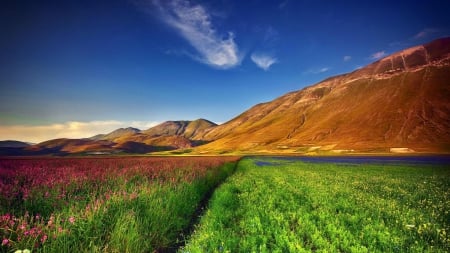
<box><xmin>0</xmin><ymin>147</ymin><xmax>69</xmax><ymax>156</ymax></box>
<box><xmin>114</xmin><ymin>141</ymin><xmax>175</xmax><ymax>154</ymax></box>
<box><xmin>191</xmin><ymin>140</ymin><xmax>212</xmax><ymax>146</ymax></box>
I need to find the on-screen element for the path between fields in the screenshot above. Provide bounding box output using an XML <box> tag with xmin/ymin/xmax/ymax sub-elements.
<box><xmin>166</xmin><ymin>159</ymin><xmax>242</xmax><ymax>253</ymax></box>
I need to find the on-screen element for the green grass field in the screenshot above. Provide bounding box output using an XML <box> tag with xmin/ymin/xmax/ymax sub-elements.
<box><xmin>182</xmin><ymin>157</ymin><xmax>450</xmax><ymax>252</ymax></box>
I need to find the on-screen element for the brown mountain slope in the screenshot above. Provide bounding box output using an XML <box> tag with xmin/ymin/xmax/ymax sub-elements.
<box><xmin>13</xmin><ymin>119</ymin><xmax>218</xmax><ymax>155</ymax></box>
<box><xmin>90</xmin><ymin>127</ymin><xmax>141</xmax><ymax>141</ymax></box>
<box><xmin>142</xmin><ymin>119</ymin><xmax>216</xmax><ymax>138</ymax></box>
<box><xmin>115</xmin><ymin>134</ymin><xmax>193</xmax><ymax>149</ymax></box>
<box><xmin>26</xmin><ymin>138</ymin><xmax>116</xmax><ymax>154</ymax></box>
<box><xmin>110</xmin><ymin>119</ymin><xmax>216</xmax><ymax>150</ymax></box>
<box><xmin>196</xmin><ymin>37</ymin><xmax>450</xmax><ymax>153</ymax></box>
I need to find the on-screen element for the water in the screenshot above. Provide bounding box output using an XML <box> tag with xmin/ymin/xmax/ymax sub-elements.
<box><xmin>253</xmin><ymin>156</ymin><xmax>450</xmax><ymax>166</ymax></box>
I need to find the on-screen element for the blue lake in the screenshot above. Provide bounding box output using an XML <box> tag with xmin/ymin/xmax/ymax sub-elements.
<box><xmin>253</xmin><ymin>156</ymin><xmax>450</xmax><ymax>166</ymax></box>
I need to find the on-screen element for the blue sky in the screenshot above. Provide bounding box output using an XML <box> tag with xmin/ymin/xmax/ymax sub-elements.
<box><xmin>1</xmin><ymin>0</ymin><xmax>449</xmax><ymax>142</ymax></box>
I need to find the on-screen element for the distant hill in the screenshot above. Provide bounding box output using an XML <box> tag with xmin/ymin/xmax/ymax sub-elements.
<box><xmin>0</xmin><ymin>140</ymin><xmax>31</xmax><ymax>148</ymax></box>
<box><xmin>142</xmin><ymin>119</ymin><xmax>217</xmax><ymax>138</ymax></box>
<box><xmin>0</xmin><ymin>119</ymin><xmax>217</xmax><ymax>155</ymax></box>
<box><xmin>195</xmin><ymin>37</ymin><xmax>450</xmax><ymax>153</ymax></box>
<box><xmin>90</xmin><ymin>127</ymin><xmax>141</xmax><ymax>141</ymax></box>
<box><xmin>26</xmin><ymin>138</ymin><xmax>116</xmax><ymax>154</ymax></box>
<box><xmin>0</xmin><ymin>140</ymin><xmax>33</xmax><ymax>156</ymax></box>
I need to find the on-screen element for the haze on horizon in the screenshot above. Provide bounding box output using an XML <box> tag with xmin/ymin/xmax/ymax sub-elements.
<box><xmin>1</xmin><ymin>0</ymin><xmax>449</xmax><ymax>143</ymax></box>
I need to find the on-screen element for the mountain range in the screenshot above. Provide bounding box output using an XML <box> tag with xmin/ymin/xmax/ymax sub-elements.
<box><xmin>1</xmin><ymin>37</ymin><xmax>449</xmax><ymax>155</ymax></box>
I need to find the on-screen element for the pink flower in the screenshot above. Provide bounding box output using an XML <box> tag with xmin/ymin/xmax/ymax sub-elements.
<box><xmin>41</xmin><ymin>234</ymin><xmax>48</xmax><ymax>243</ymax></box>
<box><xmin>68</xmin><ymin>216</ymin><xmax>75</xmax><ymax>224</ymax></box>
<box><xmin>1</xmin><ymin>238</ymin><xmax>8</xmax><ymax>246</ymax></box>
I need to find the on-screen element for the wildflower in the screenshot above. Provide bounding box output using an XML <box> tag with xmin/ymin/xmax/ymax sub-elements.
<box><xmin>68</xmin><ymin>216</ymin><xmax>75</xmax><ymax>224</ymax></box>
<box><xmin>2</xmin><ymin>238</ymin><xmax>9</xmax><ymax>246</ymax></box>
<box><xmin>41</xmin><ymin>234</ymin><xmax>48</xmax><ymax>243</ymax></box>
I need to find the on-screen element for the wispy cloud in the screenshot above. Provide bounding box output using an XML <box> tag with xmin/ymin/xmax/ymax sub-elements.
<box><xmin>304</xmin><ymin>67</ymin><xmax>330</xmax><ymax>74</ymax></box>
<box><xmin>251</xmin><ymin>53</ymin><xmax>277</xmax><ymax>71</ymax></box>
<box><xmin>263</xmin><ymin>26</ymin><xmax>279</xmax><ymax>46</ymax></box>
<box><xmin>279</xmin><ymin>0</ymin><xmax>289</xmax><ymax>9</ymax></box>
<box><xmin>414</xmin><ymin>28</ymin><xmax>439</xmax><ymax>40</ymax></box>
<box><xmin>318</xmin><ymin>67</ymin><xmax>329</xmax><ymax>73</ymax></box>
<box><xmin>370</xmin><ymin>51</ymin><xmax>387</xmax><ymax>60</ymax></box>
<box><xmin>150</xmin><ymin>0</ymin><xmax>240</xmax><ymax>69</ymax></box>
<box><xmin>343</xmin><ymin>55</ymin><xmax>351</xmax><ymax>62</ymax></box>
<box><xmin>0</xmin><ymin>120</ymin><xmax>160</xmax><ymax>143</ymax></box>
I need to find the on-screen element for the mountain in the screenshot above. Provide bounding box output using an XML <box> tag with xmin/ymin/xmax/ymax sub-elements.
<box><xmin>195</xmin><ymin>37</ymin><xmax>450</xmax><ymax>153</ymax></box>
<box><xmin>143</xmin><ymin>119</ymin><xmax>217</xmax><ymax>138</ymax></box>
<box><xmin>0</xmin><ymin>140</ymin><xmax>32</xmax><ymax>156</ymax></box>
<box><xmin>110</xmin><ymin>119</ymin><xmax>216</xmax><ymax>151</ymax></box>
<box><xmin>90</xmin><ymin>127</ymin><xmax>141</xmax><ymax>141</ymax></box>
<box><xmin>2</xmin><ymin>38</ymin><xmax>449</xmax><ymax>155</ymax></box>
<box><xmin>0</xmin><ymin>119</ymin><xmax>217</xmax><ymax>155</ymax></box>
<box><xmin>0</xmin><ymin>140</ymin><xmax>31</xmax><ymax>148</ymax></box>
<box><xmin>26</xmin><ymin>138</ymin><xmax>117</xmax><ymax>154</ymax></box>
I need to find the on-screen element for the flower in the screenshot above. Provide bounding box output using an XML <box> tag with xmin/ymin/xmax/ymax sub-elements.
<box><xmin>68</xmin><ymin>216</ymin><xmax>75</xmax><ymax>224</ymax></box>
<box><xmin>1</xmin><ymin>238</ymin><xmax>9</xmax><ymax>246</ymax></box>
<box><xmin>41</xmin><ymin>234</ymin><xmax>48</xmax><ymax>243</ymax></box>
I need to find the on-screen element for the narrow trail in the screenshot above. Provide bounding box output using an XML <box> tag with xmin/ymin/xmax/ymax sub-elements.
<box><xmin>161</xmin><ymin>159</ymin><xmax>242</xmax><ymax>253</ymax></box>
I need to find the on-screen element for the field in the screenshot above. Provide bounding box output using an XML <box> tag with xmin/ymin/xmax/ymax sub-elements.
<box><xmin>183</xmin><ymin>157</ymin><xmax>450</xmax><ymax>252</ymax></box>
<box><xmin>0</xmin><ymin>156</ymin><xmax>239</xmax><ymax>252</ymax></box>
<box><xmin>1</xmin><ymin>156</ymin><xmax>449</xmax><ymax>252</ymax></box>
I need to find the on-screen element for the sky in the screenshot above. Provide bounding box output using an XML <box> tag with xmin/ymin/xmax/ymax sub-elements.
<box><xmin>1</xmin><ymin>0</ymin><xmax>449</xmax><ymax>143</ymax></box>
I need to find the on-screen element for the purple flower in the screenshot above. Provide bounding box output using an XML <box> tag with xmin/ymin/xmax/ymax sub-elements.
<box><xmin>1</xmin><ymin>238</ymin><xmax>8</xmax><ymax>246</ymax></box>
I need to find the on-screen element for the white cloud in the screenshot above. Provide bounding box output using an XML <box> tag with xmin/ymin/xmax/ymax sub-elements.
<box><xmin>129</xmin><ymin>121</ymin><xmax>160</xmax><ymax>129</ymax></box>
<box><xmin>414</xmin><ymin>28</ymin><xmax>439</xmax><ymax>40</ymax></box>
<box><xmin>343</xmin><ymin>55</ymin><xmax>351</xmax><ymax>62</ymax></box>
<box><xmin>251</xmin><ymin>53</ymin><xmax>278</xmax><ymax>71</ymax></box>
<box><xmin>304</xmin><ymin>67</ymin><xmax>330</xmax><ymax>74</ymax></box>
<box><xmin>151</xmin><ymin>0</ymin><xmax>240</xmax><ymax>69</ymax></box>
<box><xmin>370</xmin><ymin>51</ymin><xmax>386</xmax><ymax>60</ymax></box>
<box><xmin>0</xmin><ymin>120</ymin><xmax>160</xmax><ymax>143</ymax></box>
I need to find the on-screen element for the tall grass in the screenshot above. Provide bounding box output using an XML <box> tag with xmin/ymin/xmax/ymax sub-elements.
<box><xmin>0</xmin><ymin>156</ymin><xmax>239</xmax><ymax>252</ymax></box>
<box><xmin>182</xmin><ymin>157</ymin><xmax>450</xmax><ymax>252</ymax></box>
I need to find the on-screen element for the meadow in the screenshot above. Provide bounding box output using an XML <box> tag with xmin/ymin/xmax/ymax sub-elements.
<box><xmin>183</xmin><ymin>157</ymin><xmax>450</xmax><ymax>252</ymax></box>
<box><xmin>0</xmin><ymin>156</ymin><xmax>239</xmax><ymax>252</ymax></box>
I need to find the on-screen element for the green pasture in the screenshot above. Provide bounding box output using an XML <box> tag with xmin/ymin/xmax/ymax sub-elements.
<box><xmin>182</xmin><ymin>157</ymin><xmax>450</xmax><ymax>252</ymax></box>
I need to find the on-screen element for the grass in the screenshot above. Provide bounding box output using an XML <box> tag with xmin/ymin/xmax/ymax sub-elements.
<box><xmin>182</xmin><ymin>157</ymin><xmax>450</xmax><ymax>252</ymax></box>
<box><xmin>0</xmin><ymin>156</ymin><xmax>239</xmax><ymax>252</ymax></box>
